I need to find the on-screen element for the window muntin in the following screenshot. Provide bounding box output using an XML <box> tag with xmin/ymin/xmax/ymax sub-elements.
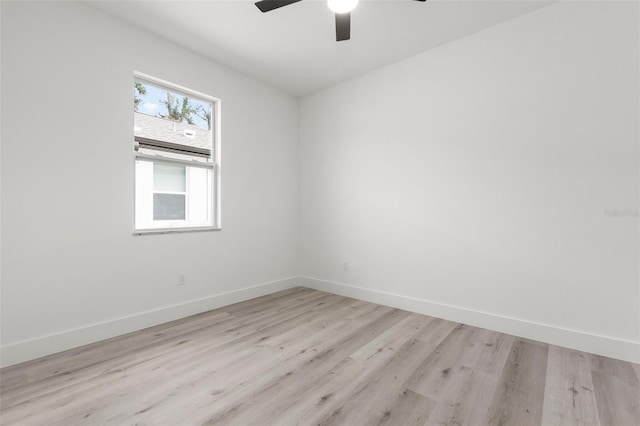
<box><xmin>133</xmin><ymin>74</ymin><xmax>219</xmax><ymax>233</ymax></box>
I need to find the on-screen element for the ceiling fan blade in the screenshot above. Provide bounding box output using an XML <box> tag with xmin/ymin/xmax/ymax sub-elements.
<box><xmin>255</xmin><ymin>0</ymin><xmax>302</xmax><ymax>13</ymax></box>
<box><xmin>335</xmin><ymin>12</ymin><xmax>350</xmax><ymax>41</ymax></box>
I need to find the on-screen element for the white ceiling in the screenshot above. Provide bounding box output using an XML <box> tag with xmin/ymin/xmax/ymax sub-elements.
<box><xmin>89</xmin><ymin>0</ymin><xmax>551</xmax><ymax>97</ymax></box>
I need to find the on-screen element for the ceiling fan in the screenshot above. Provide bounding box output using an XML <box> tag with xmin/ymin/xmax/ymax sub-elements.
<box><xmin>255</xmin><ymin>0</ymin><xmax>427</xmax><ymax>42</ymax></box>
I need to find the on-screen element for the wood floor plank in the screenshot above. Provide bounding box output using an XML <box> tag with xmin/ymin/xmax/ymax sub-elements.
<box><xmin>592</xmin><ymin>370</ymin><xmax>640</xmax><ymax>426</ymax></box>
<box><xmin>459</xmin><ymin>327</ymin><xmax>515</xmax><ymax>377</ymax></box>
<box><xmin>633</xmin><ymin>362</ymin><xmax>640</xmax><ymax>383</ymax></box>
<box><xmin>221</xmin><ymin>286</ymin><xmax>313</xmax><ymax>315</ymax></box>
<box><xmin>0</xmin><ymin>369</ymin><xmax>27</xmax><ymax>394</ymax></box>
<box><xmin>1</xmin><ymin>288</ymin><xmax>637</xmax><ymax>426</ymax></box>
<box><xmin>405</xmin><ymin>323</ymin><xmax>477</xmax><ymax>401</ymax></box>
<box><xmin>423</xmin><ymin>367</ymin><xmax>498</xmax><ymax>426</ymax></box>
<box><xmin>483</xmin><ymin>338</ymin><xmax>548</xmax><ymax>426</ymax></box>
<box><xmin>305</xmin><ymin>319</ymin><xmax>459</xmax><ymax>426</ymax></box>
<box><xmin>219</xmin><ymin>359</ymin><xmax>364</xmax><ymax>426</ymax></box>
<box><xmin>541</xmin><ymin>345</ymin><xmax>600</xmax><ymax>426</ymax></box>
<box><xmin>588</xmin><ymin>352</ymin><xmax>639</xmax><ymax>383</ymax></box>
<box><xmin>350</xmin><ymin>313</ymin><xmax>433</xmax><ymax>363</ymax></box>
<box><xmin>377</xmin><ymin>389</ymin><xmax>436</xmax><ymax>426</ymax></box>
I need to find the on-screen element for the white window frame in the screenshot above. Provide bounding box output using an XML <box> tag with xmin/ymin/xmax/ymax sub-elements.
<box><xmin>133</xmin><ymin>72</ymin><xmax>221</xmax><ymax>235</ymax></box>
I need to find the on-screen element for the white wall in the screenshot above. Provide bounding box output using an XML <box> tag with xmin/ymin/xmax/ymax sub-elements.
<box><xmin>299</xmin><ymin>2</ymin><xmax>640</xmax><ymax>362</ymax></box>
<box><xmin>1</xmin><ymin>1</ymin><xmax>300</xmax><ymax>366</ymax></box>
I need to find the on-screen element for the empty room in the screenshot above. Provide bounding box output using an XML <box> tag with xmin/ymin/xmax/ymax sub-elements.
<box><xmin>1</xmin><ymin>0</ymin><xmax>639</xmax><ymax>424</ymax></box>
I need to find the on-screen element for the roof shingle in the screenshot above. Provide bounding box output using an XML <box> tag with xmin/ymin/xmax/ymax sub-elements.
<box><xmin>134</xmin><ymin>112</ymin><xmax>212</xmax><ymax>151</ymax></box>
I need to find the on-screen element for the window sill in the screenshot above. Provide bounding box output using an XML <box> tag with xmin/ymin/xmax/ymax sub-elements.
<box><xmin>133</xmin><ymin>226</ymin><xmax>221</xmax><ymax>236</ymax></box>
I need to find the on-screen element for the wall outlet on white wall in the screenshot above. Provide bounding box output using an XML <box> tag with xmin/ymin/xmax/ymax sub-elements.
<box><xmin>178</xmin><ymin>273</ymin><xmax>187</xmax><ymax>286</ymax></box>
<box><xmin>343</xmin><ymin>262</ymin><xmax>349</xmax><ymax>272</ymax></box>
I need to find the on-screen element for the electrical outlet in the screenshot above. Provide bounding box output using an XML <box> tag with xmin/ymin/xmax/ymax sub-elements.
<box><xmin>178</xmin><ymin>273</ymin><xmax>186</xmax><ymax>286</ymax></box>
<box><xmin>343</xmin><ymin>262</ymin><xmax>349</xmax><ymax>272</ymax></box>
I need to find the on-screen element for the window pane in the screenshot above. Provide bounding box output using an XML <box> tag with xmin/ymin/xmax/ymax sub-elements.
<box><xmin>133</xmin><ymin>80</ymin><xmax>213</xmax><ymax>154</ymax></box>
<box><xmin>153</xmin><ymin>193</ymin><xmax>186</xmax><ymax>220</ymax></box>
<box><xmin>154</xmin><ymin>163</ymin><xmax>186</xmax><ymax>192</ymax></box>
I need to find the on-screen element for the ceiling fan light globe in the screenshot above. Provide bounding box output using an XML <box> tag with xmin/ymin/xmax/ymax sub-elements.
<box><xmin>328</xmin><ymin>0</ymin><xmax>359</xmax><ymax>14</ymax></box>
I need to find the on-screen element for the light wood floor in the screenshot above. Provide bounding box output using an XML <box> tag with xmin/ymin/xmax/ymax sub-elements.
<box><xmin>1</xmin><ymin>287</ymin><xmax>639</xmax><ymax>425</ymax></box>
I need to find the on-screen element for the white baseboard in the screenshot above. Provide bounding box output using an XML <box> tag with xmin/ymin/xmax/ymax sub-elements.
<box><xmin>0</xmin><ymin>277</ymin><xmax>301</xmax><ymax>368</ymax></box>
<box><xmin>301</xmin><ymin>276</ymin><xmax>640</xmax><ymax>364</ymax></box>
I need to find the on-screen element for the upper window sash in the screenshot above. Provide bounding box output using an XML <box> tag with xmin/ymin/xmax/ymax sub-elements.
<box><xmin>133</xmin><ymin>74</ymin><xmax>215</xmax><ymax>159</ymax></box>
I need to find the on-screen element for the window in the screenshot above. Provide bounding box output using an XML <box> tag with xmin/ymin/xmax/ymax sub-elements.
<box><xmin>133</xmin><ymin>73</ymin><xmax>220</xmax><ymax>233</ymax></box>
